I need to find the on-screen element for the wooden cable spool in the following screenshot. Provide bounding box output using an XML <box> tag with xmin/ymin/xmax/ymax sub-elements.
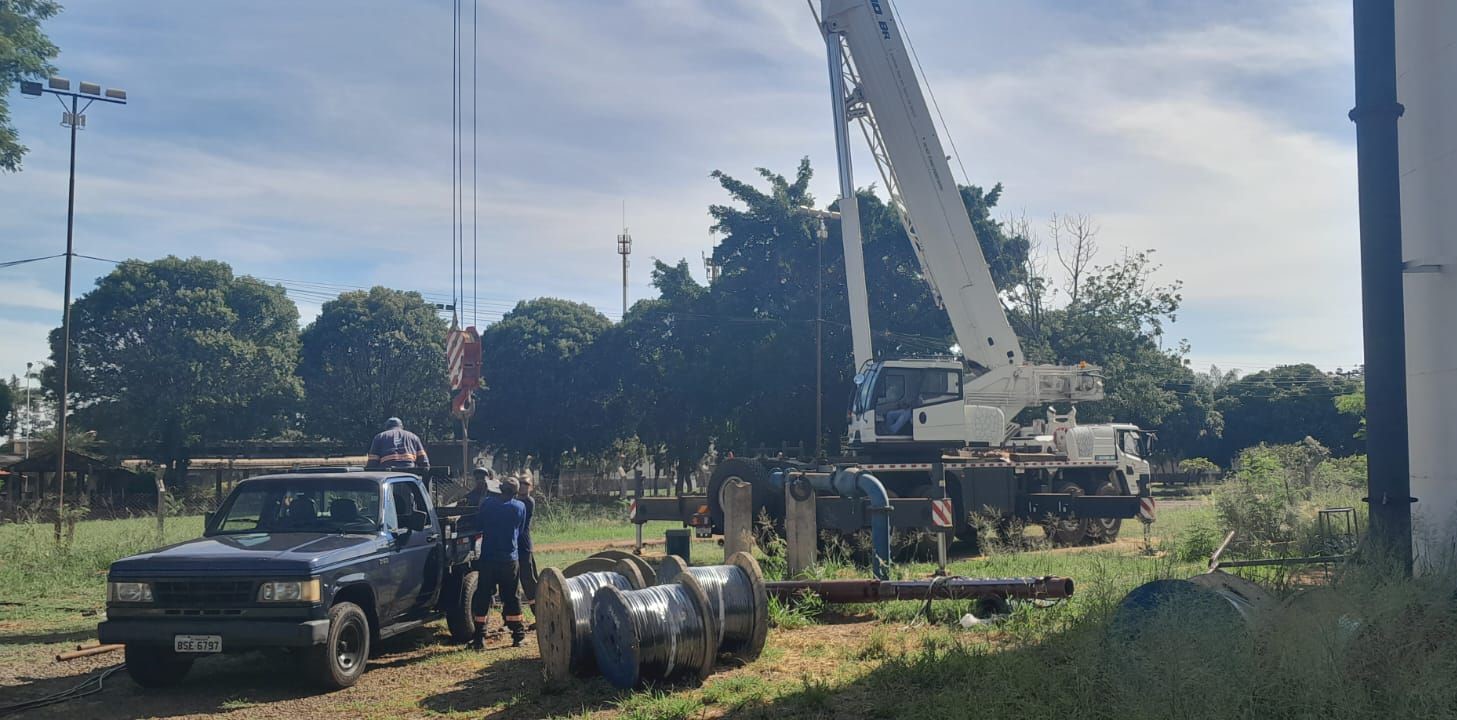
<box><xmin>535</xmin><ymin>559</ymin><xmax>644</xmax><ymax>687</ymax></box>
<box><xmin>590</xmin><ymin>572</ymin><xmax>715</xmax><ymax>689</ymax></box>
<box><xmin>657</xmin><ymin>552</ymin><xmax>768</xmax><ymax>661</ymax></box>
<box><xmin>592</xmin><ymin>549</ymin><xmax>658</xmax><ymax>586</ymax></box>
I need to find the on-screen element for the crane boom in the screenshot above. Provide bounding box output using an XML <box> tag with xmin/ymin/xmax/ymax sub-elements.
<box><xmin>821</xmin><ymin>0</ymin><xmax>1022</xmax><ymax>372</ymax></box>
<box><xmin>820</xmin><ymin>0</ymin><xmax>1103</xmax><ymax>423</ymax></box>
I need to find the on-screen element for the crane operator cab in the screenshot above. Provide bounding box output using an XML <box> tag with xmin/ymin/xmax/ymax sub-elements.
<box><xmin>848</xmin><ymin>359</ymin><xmax>1006</xmax><ymax>452</ymax></box>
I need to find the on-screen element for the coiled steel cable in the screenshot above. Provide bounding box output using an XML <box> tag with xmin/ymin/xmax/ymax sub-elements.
<box><xmin>591</xmin><ymin>574</ymin><xmax>714</xmax><ymax>688</ymax></box>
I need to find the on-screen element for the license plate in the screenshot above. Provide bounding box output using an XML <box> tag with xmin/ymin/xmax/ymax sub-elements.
<box><xmin>174</xmin><ymin>634</ymin><xmax>222</xmax><ymax>653</ymax></box>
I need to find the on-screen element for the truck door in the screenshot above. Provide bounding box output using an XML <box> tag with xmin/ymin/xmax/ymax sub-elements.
<box><xmin>384</xmin><ymin>480</ymin><xmax>440</xmax><ymax>620</ymax></box>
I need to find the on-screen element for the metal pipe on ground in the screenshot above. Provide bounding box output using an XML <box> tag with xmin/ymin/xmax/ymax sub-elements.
<box><xmin>766</xmin><ymin>576</ymin><xmax>1074</xmax><ymax>604</ymax></box>
<box><xmin>56</xmin><ymin>644</ymin><xmax>123</xmax><ymax>662</ymax></box>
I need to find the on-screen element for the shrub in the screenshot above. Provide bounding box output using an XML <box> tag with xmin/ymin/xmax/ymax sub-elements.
<box><xmin>1215</xmin><ymin>446</ymin><xmax>1301</xmax><ymax>552</ymax></box>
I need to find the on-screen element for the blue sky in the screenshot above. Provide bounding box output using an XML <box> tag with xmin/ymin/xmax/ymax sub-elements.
<box><xmin>0</xmin><ymin>0</ymin><xmax>1364</xmax><ymax>387</ymax></box>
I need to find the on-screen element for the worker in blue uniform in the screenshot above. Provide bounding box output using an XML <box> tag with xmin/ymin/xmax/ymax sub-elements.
<box><xmin>469</xmin><ymin>476</ymin><xmax>527</xmax><ymax>649</ymax></box>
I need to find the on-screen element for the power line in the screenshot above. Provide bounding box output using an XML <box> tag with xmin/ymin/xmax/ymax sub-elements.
<box><xmin>451</xmin><ymin>0</ymin><xmax>459</xmax><ymax>321</ymax></box>
<box><xmin>0</xmin><ymin>253</ymin><xmax>65</xmax><ymax>269</ymax></box>
<box><xmin>472</xmin><ymin>0</ymin><xmax>479</xmax><ymax>328</ymax></box>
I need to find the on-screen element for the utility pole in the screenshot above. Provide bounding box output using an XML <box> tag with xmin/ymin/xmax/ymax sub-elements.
<box><xmin>617</xmin><ymin>223</ymin><xmax>632</xmax><ymax>318</ymax></box>
<box><xmin>815</xmin><ymin>220</ymin><xmax>827</xmax><ymax>459</ymax></box>
<box><xmin>18</xmin><ymin>77</ymin><xmax>127</xmax><ymax>542</ymax></box>
<box><xmin>1350</xmin><ymin>0</ymin><xmax>1412</xmax><ymax>573</ymax></box>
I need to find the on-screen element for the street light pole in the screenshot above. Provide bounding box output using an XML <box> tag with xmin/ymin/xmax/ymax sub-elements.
<box><xmin>55</xmin><ymin>93</ymin><xmax>80</xmax><ymax>542</ymax></box>
<box><xmin>23</xmin><ymin>362</ymin><xmax>33</xmax><ymax>460</ymax></box>
<box><xmin>18</xmin><ymin>76</ymin><xmax>127</xmax><ymax>542</ymax></box>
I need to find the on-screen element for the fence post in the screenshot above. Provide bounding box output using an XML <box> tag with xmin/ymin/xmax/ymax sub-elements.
<box><xmin>633</xmin><ymin>473</ymin><xmax>645</xmax><ymax>555</ymax></box>
<box><xmin>723</xmin><ymin>479</ymin><xmax>753</xmax><ymax>561</ymax></box>
<box><xmin>784</xmin><ymin>475</ymin><xmax>817</xmax><ymax>578</ymax></box>
<box><xmin>155</xmin><ymin>470</ymin><xmax>167</xmax><ymax>540</ymax></box>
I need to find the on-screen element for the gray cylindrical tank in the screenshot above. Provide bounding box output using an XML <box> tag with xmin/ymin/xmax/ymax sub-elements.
<box><xmin>1398</xmin><ymin>3</ymin><xmax>1457</xmax><ymax>567</ymax></box>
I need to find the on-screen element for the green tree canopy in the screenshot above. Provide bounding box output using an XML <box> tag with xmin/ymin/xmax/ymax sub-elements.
<box><xmin>1</xmin><ymin>0</ymin><xmax>61</xmax><ymax>172</ymax></box>
<box><xmin>473</xmin><ymin>298</ymin><xmax>613</xmax><ymax>482</ymax></box>
<box><xmin>298</xmin><ymin>287</ymin><xmax>449</xmax><ymax>444</ymax></box>
<box><xmin>1216</xmin><ymin>364</ymin><xmax>1363</xmax><ymax>462</ymax></box>
<box><xmin>44</xmin><ymin>256</ymin><xmax>302</xmax><ymax>479</ymax></box>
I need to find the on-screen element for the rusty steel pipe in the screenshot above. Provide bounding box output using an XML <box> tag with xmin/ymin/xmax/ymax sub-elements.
<box><xmin>55</xmin><ymin>644</ymin><xmax>123</xmax><ymax>662</ymax></box>
<box><xmin>765</xmin><ymin>576</ymin><xmax>1074</xmax><ymax>604</ymax></box>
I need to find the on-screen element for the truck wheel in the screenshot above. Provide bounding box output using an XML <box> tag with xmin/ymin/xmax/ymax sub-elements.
<box><xmin>309</xmin><ymin>601</ymin><xmax>371</xmax><ymax>690</ymax></box>
<box><xmin>707</xmin><ymin>458</ymin><xmax>773</xmax><ymax>534</ymax></box>
<box><xmin>1088</xmin><ymin>481</ymin><xmax>1123</xmax><ymax>543</ymax></box>
<box><xmin>123</xmin><ymin>645</ymin><xmax>194</xmax><ymax>688</ymax></box>
<box><xmin>1042</xmin><ymin>481</ymin><xmax>1091</xmax><ymax>546</ymax></box>
<box><xmin>446</xmin><ymin>570</ymin><xmax>480</xmax><ymax>643</ymax></box>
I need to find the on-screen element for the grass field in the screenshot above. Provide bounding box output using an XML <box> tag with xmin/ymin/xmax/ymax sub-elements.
<box><xmin>1</xmin><ymin>496</ymin><xmax>1452</xmax><ymax>719</ymax></box>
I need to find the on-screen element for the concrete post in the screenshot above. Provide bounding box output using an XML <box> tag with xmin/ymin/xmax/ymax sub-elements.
<box><xmin>785</xmin><ymin>477</ymin><xmax>817</xmax><ymax>578</ymax></box>
<box><xmin>723</xmin><ymin>479</ymin><xmax>754</xmax><ymax>561</ymax></box>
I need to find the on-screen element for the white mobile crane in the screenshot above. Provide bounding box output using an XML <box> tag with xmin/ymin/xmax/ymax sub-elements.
<box><xmin>637</xmin><ymin>0</ymin><xmax>1154</xmax><ymax>555</ymax></box>
<box><xmin>812</xmin><ymin>0</ymin><xmax>1153</xmax><ymax>539</ymax></box>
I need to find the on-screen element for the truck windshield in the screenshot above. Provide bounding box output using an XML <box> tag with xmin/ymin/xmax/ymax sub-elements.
<box><xmin>212</xmin><ymin>480</ymin><xmax>382</xmax><ymax>535</ymax></box>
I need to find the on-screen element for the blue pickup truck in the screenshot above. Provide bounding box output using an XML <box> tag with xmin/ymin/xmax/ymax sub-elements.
<box><xmin>98</xmin><ymin>468</ymin><xmax>485</xmax><ymax>690</ymax></box>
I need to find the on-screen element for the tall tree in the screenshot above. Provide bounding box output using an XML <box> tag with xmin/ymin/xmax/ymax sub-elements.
<box><xmin>1216</xmin><ymin>364</ymin><xmax>1363</xmax><ymax>462</ymax></box>
<box><xmin>44</xmin><ymin>256</ymin><xmax>302</xmax><ymax>481</ymax></box>
<box><xmin>473</xmin><ymin>298</ymin><xmax>613</xmax><ymax>484</ymax></box>
<box><xmin>0</xmin><ymin>379</ymin><xmax>13</xmax><ymax>437</ymax></box>
<box><xmin>298</xmin><ymin>287</ymin><xmax>449</xmax><ymax>444</ymax></box>
<box><xmin>1</xmin><ymin>0</ymin><xmax>61</xmax><ymax>172</ymax></box>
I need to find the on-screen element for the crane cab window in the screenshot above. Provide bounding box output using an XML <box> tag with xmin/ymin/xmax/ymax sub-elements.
<box><xmin>1118</xmin><ymin>430</ymin><xmax>1142</xmax><ymax>458</ymax></box>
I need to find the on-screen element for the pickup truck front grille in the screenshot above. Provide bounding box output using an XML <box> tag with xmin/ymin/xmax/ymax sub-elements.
<box><xmin>152</xmin><ymin>580</ymin><xmax>255</xmax><ymax>607</ymax></box>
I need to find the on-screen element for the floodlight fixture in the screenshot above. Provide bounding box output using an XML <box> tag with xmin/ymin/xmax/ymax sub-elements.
<box><xmin>79</xmin><ymin>81</ymin><xmax>101</xmax><ymax>96</ymax></box>
<box><xmin>104</xmin><ymin>88</ymin><xmax>127</xmax><ymax>102</ymax></box>
<box><xmin>48</xmin><ymin>77</ymin><xmax>70</xmax><ymax>91</ymax></box>
<box><xmin>20</xmin><ymin>80</ymin><xmax>42</xmax><ymax>96</ymax></box>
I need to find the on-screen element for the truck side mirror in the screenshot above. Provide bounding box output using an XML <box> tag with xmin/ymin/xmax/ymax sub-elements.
<box><xmin>401</xmin><ymin>510</ymin><xmax>427</xmax><ymax>532</ymax></box>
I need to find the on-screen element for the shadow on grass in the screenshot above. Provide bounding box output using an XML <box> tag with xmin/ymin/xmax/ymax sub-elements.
<box><xmin>0</xmin><ymin>626</ymin><xmax>446</xmax><ymax>719</ymax></box>
<box><xmin>733</xmin><ymin>567</ymin><xmax>1457</xmax><ymax>720</ymax></box>
<box><xmin>0</xmin><ymin>627</ymin><xmax>98</xmax><ymax>647</ymax></box>
<box><xmin>418</xmin><ymin>658</ymin><xmax>625</xmax><ymax>720</ymax></box>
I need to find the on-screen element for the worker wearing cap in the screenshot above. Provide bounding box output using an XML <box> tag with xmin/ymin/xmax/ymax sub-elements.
<box><xmin>465</xmin><ymin>467</ymin><xmax>496</xmax><ymax>507</ymax></box>
<box><xmin>516</xmin><ymin>475</ymin><xmax>538</xmax><ymax>603</ymax></box>
<box><xmin>366</xmin><ymin>418</ymin><xmax>430</xmax><ymax>470</ymax></box>
<box><xmin>469</xmin><ymin>476</ymin><xmax>527</xmax><ymax>649</ymax></box>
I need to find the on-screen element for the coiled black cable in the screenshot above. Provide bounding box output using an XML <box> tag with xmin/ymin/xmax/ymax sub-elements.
<box><xmin>537</xmin><ymin>567</ymin><xmax>639</xmax><ymax>686</ymax></box>
<box><xmin>591</xmin><ymin>574</ymin><xmax>714</xmax><ymax>689</ymax></box>
<box><xmin>658</xmin><ymin>552</ymin><xmax>769</xmax><ymax>661</ymax></box>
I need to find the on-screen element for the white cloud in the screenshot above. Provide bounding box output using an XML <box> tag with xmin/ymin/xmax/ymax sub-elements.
<box><xmin>0</xmin><ymin>0</ymin><xmax>1365</xmax><ymax>373</ymax></box>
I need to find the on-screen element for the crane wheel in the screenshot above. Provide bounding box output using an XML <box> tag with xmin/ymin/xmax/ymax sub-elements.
<box><xmin>1042</xmin><ymin>481</ymin><xmax>1091</xmax><ymax>546</ymax></box>
<box><xmin>1088</xmin><ymin>481</ymin><xmax>1123</xmax><ymax>543</ymax></box>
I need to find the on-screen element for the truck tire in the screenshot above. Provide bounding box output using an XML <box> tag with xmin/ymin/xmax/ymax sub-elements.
<box><xmin>707</xmin><ymin>458</ymin><xmax>773</xmax><ymax>534</ymax></box>
<box><xmin>446</xmin><ymin>570</ymin><xmax>480</xmax><ymax>643</ymax></box>
<box><xmin>309</xmin><ymin>601</ymin><xmax>371</xmax><ymax>690</ymax></box>
<box><xmin>1088</xmin><ymin>481</ymin><xmax>1123</xmax><ymax>543</ymax></box>
<box><xmin>1042</xmin><ymin>481</ymin><xmax>1091</xmax><ymax>546</ymax></box>
<box><xmin>123</xmin><ymin>645</ymin><xmax>194</xmax><ymax>688</ymax></box>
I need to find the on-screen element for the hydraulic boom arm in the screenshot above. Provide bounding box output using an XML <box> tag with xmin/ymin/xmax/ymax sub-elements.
<box><xmin>819</xmin><ymin>0</ymin><xmax>1103</xmax><ymax>418</ymax></box>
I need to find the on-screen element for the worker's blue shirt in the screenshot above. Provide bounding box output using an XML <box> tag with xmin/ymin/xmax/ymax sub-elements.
<box><xmin>476</xmin><ymin>495</ymin><xmax>526</xmax><ymax>562</ymax></box>
<box><xmin>518</xmin><ymin>495</ymin><xmax>535</xmax><ymax>552</ymax></box>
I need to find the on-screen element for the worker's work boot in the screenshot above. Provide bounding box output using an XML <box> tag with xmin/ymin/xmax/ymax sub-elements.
<box><xmin>508</xmin><ymin>622</ymin><xmax>525</xmax><ymax>647</ymax></box>
<box><xmin>467</xmin><ymin>626</ymin><xmax>486</xmax><ymax>651</ymax></box>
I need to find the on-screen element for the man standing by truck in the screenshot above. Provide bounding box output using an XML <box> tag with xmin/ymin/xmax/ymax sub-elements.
<box><xmin>366</xmin><ymin>417</ymin><xmax>430</xmax><ymax>471</ymax></box>
<box><xmin>516</xmin><ymin>475</ymin><xmax>538</xmax><ymax>603</ymax></box>
<box><xmin>469</xmin><ymin>476</ymin><xmax>527</xmax><ymax>649</ymax></box>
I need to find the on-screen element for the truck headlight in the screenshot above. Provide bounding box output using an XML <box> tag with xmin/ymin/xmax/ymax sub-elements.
<box><xmin>257</xmin><ymin>579</ymin><xmax>321</xmax><ymax>603</ymax></box>
<box><xmin>107</xmin><ymin>581</ymin><xmax>153</xmax><ymax>603</ymax></box>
